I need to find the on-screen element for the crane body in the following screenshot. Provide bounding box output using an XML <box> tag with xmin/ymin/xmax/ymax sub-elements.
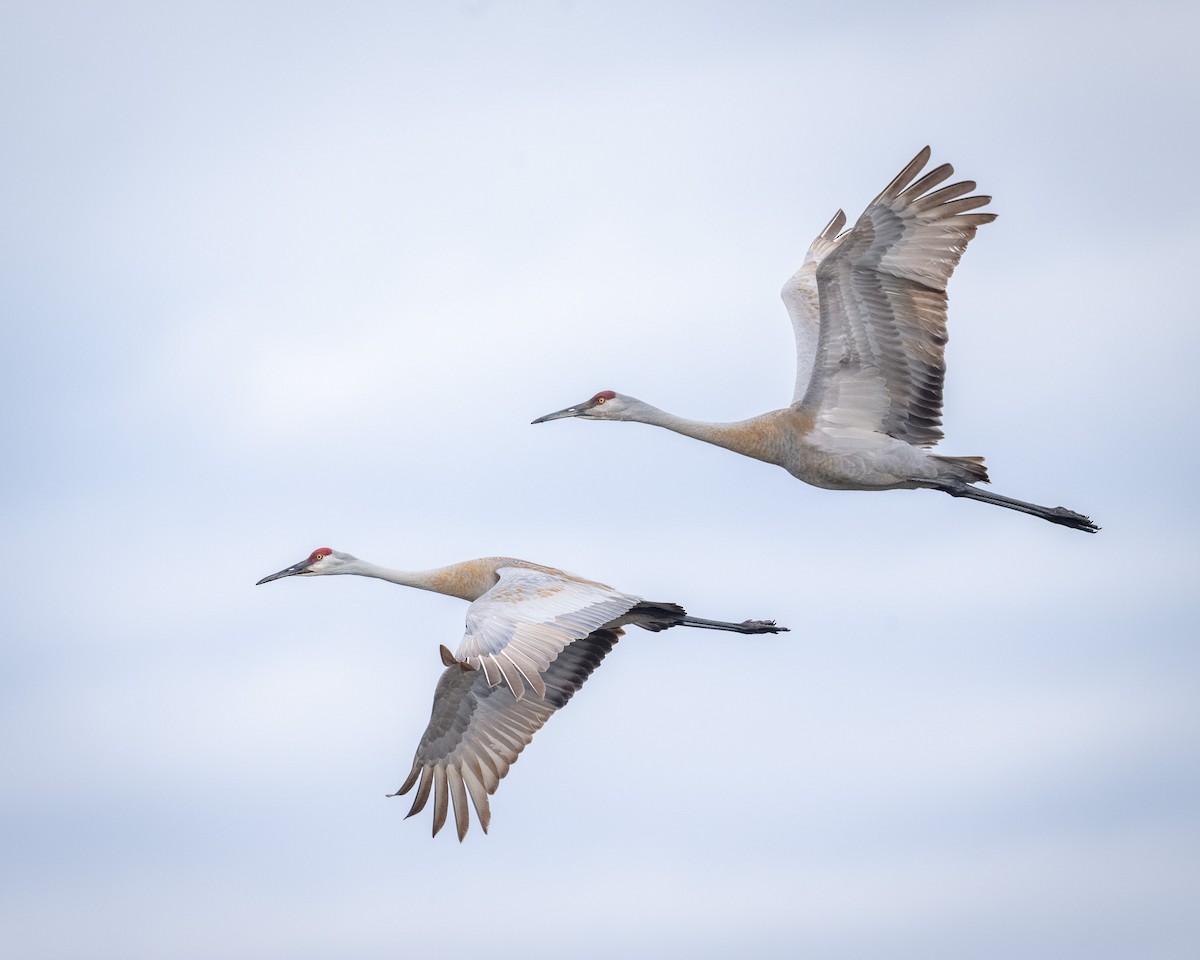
<box><xmin>257</xmin><ymin>548</ymin><xmax>786</xmax><ymax>840</ymax></box>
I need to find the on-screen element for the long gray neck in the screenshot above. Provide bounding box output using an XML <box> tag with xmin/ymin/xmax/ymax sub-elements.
<box><xmin>624</xmin><ymin>400</ymin><xmax>781</xmax><ymax>464</ymax></box>
<box><xmin>344</xmin><ymin>557</ymin><xmax>494</xmax><ymax>601</ymax></box>
<box><xmin>348</xmin><ymin>560</ymin><xmax>445</xmax><ymax>593</ymax></box>
<box><xmin>626</xmin><ymin>400</ymin><xmax>729</xmax><ymax>442</ymax></box>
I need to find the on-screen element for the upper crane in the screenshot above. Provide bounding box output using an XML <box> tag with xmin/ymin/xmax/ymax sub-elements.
<box><xmin>533</xmin><ymin>147</ymin><xmax>1097</xmax><ymax>533</ymax></box>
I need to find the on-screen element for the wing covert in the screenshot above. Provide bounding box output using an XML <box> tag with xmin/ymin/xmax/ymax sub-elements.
<box><xmin>455</xmin><ymin>566</ymin><xmax>639</xmax><ymax>700</ymax></box>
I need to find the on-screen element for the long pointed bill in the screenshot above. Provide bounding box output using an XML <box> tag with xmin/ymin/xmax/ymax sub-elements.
<box><xmin>256</xmin><ymin>559</ymin><xmax>311</xmax><ymax>585</ymax></box>
<box><xmin>531</xmin><ymin>405</ymin><xmax>582</xmax><ymax>424</ymax></box>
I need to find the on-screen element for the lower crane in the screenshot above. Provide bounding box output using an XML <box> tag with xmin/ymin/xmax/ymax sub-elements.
<box><xmin>257</xmin><ymin>547</ymin><xmax>787</xmax><ymax>840</ymax></box>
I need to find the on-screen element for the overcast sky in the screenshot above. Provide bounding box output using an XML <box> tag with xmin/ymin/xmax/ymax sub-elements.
<box><xmin>3</xmin><ymin>2</ymin><xmax>1199</xmax><ymax>958</ymax></box>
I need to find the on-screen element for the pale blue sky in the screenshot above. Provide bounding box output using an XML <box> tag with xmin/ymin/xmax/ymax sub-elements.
<box><xmin>2</xmin><ymin>2</ymin><xmax>1198</xmax><ymax>958</ymax></box>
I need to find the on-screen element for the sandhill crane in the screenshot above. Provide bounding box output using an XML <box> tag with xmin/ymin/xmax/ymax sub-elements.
<box><xmin>256</xmin><ymin>548</ymin><xmax>786</xmax><ymax>840</ymax></box>
<box><xmin>533</xmin><ymin>147</ymin><xmax>1097</xmax><ymax>533</ymax></box>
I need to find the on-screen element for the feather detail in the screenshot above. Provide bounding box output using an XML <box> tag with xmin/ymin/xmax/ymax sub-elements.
<box><xmin>797</xmin><ymin>147</ymin><xmax>996</xmax><ymax>449</ymax></box>
<box><xmin>391</xmin><ymin>630</ymin><xmax>622</xmax><ymax>840</ymax></box>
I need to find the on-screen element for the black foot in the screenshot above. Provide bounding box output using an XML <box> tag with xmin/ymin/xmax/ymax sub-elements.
<box><xmin>1049</xmin><ymin>507</ymin><xmax>1100</xmax><ymax>533</ymax></box>
<box><xmin>740</xmin><ymin>619</ymin><xmax>789</xmax><ymax>634</ymax></box>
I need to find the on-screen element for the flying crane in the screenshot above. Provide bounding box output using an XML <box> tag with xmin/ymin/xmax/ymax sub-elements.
<box><xmin>534</xmin><ymin>147</ymin><xmax>1097</xmax><ymax>533</ymax></box>
<box><xmin>257</xmin><ymin>548</ymin><xmax>786</xmax><ymax>840</ymax></box>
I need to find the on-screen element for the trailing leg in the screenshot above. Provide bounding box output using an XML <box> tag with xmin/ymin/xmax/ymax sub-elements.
<box><xmin>630</xmin><ymin>602</ymin><xmax>788</xmax><ymax>634</ymax></box>
<box><xmin>933</xmin><ymin>478</ymin><xmax>1099</xmax><ymax>533</ymax></box>
<box><xmin>676</xmin><ymin>615</ymin><xmax>788</xmax><ymax>634</ymax></box>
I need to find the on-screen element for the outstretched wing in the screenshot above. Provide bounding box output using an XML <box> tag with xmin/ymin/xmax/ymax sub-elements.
<box><xmin>455</xmin><ymin>566</ymin><xmax>639</xmax><ymax>700</ymax></box>
<box><xmin>797</xmin><ymin>147</ymin><xmax>996</xmax><ymax>447</ymax></box>
<box><xmin>392</xmin><ymin>631</ymin><xmax>621</xmax><ymax>840</ymax></box>
<box><xmin>781</xmin><ymin>208</ymin><xmax>847</xmax><ymax>404</ymax></box>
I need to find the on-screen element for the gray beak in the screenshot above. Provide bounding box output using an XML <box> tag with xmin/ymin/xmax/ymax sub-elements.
<box><xmin>531</xmin><ymin>405</ymin><xmax>582</xmax><ymax>424</ymax></box>
<box><xmin>256</xmin><ymin>559</ymin><xmax>311</xmax><ymax>585</ymax></box>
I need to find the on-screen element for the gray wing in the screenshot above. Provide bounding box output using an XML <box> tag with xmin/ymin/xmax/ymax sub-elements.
<box><xmin>456</xmin><ymin>566</ymin><xmax>639</xmax><ymax>700</ymax></box>
<box><xmin>781</xmin><ymin>208</ymin><xmax>848</xmax><ymax>404</ymax></box>
<box><xmin>392</xmin><ymin>630</ymin><xmax>622</xmax><ymax>841</ymax></box>
<box><xmin>797</xmin><ymin>147</ymin><xmax>996</xmax><ymax>447</ymax></box>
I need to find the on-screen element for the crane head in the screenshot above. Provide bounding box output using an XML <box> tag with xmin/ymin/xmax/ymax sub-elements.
<box><xmin>531</xmin><ymin>390</ymin><xmax>629</xmax><ymax>423</ymax></box>
<box><xmin>256</xmin><ymin>547</ymin><xmax>350</xmax><ymax>585</ymax></box>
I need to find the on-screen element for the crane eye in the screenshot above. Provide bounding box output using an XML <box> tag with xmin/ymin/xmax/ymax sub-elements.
<box><xmin>596</xmin><ymin>396</ymin><xmax>605</xmax><ymax>404</ymax></box>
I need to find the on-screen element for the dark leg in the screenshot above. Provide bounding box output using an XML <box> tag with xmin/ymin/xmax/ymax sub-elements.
<box><xmin>935</xmin><ymin>479</ymin><xmax>1099</xmax><ymax>533</ymax></box>
<box><xmin>678</xmin><ymin>615</ymin><xmax>788</xmax><ymax>634</ymax></box>
<box><xmin>632</xmin><ymin>602</ymin><xmax>789</xmax><ymax>634</ymax></box>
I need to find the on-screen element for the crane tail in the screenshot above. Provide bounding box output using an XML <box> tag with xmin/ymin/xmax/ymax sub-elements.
<box><xmin>932</xmin><ymin>455</ymin><xmax>989</xmax><ymax>484</ymax></box>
